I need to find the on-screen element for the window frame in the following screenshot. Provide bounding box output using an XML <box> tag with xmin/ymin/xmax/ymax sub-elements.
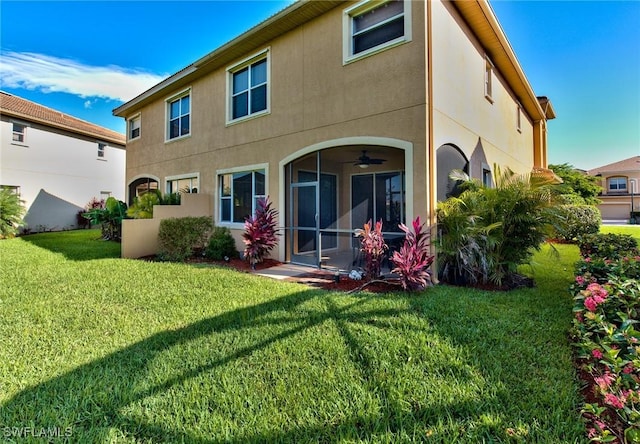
<box><xmin>608</xmin><ymin>177</ymin><xmax>628</xmax><ymax>193</ymax></box>
<box><xmin>482</xmin><ymin>164</ymin><xmax>493</xmax><ymax>187</ymax></box>
<box><xmin>165</xmin><ymin>88</ymin><xmax>192</xmax><ymax>142</ymax></box>
<box><xmin>484</xmin><ymin>55</ymin><xmax>494</xmax><ymax>103</ymax></box>
<box><xmin>11</xmin><ymin>121</ymin><xmax>27</xmax><ymax>145</ymax></box>
<box><xmin>166</xmin><ymin>172</ymin><xmax>200</xmax><ymax>195</ymax></box>
<box><xmin>226</xmin><ymin>49</ymin><xmax>270</xmax><ymax>125</ymax></box>
<box><xmin>217</xmin><ymin>164</ymin><xmax>269</xmax><ymax>228</ymax></box>
<box><xmin>343</xmin><ymin>0</ymin><xmax>412</xmax><ymax>64</ymax></box>
<box><xmin>128</xmin><ymin>114</ymin><xmax>141</xmax><ymax>141</ymax></box>
<box><xmin>516</xmin><ymin>104</ymin><xmax>522</xmax><ymax>132</ymax></box>
<box><xmin>97</xmin><ymin>142</ymin><xmax>106</xmax><ymax>159</ymax></box>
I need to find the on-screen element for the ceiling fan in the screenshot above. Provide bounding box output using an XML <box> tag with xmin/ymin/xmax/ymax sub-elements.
<box><xmin>353</xmin><ymin>150</ymin><xmax>386</xmax><ymax>169</ymax></box>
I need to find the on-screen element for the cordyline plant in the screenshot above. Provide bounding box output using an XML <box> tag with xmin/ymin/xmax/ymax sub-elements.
<box><xmin>243</xmin><ymin>196</ymin><xmax>279</xmax><ymax>269</ymax></box>
<box><xmin>391</xmin><ymin>216</ymin><xmax>435</xmax><ymax>291</ymax></box>
<box><xmin>355</xmin><ymin>219</ymin><xmax>387</xmax><ymax>280</ymax></box>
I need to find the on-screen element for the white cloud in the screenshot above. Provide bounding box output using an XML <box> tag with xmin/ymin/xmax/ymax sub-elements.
<box><xmin>83</xmin><ymin>100</ymin><xmax>93</xmax><ymax>109</ymax></box>
<box><xmin>0</xmin><ymin>51</ymin><xmax>165</xmax><ymax>102</ymax></box>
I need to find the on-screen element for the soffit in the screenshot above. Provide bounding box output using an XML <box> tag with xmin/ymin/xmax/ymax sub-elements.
<box><xmin>114</xmin><ymin>0</ymin><xmax>342</xmax><ymax>117</ymax></box>
<box><xmin>452</xmin><ymin>0</ymin><xmax>549</xmax><ymax>122</ymax></box>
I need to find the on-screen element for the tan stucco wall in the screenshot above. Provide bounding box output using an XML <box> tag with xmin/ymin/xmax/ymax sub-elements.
<box><xmin>120</xmin><ymin>0</ymin><xmax>545</xmax><ymax>262</ymax></box>
<box><xmin>121</xmin><ymin>193</ymin><xmax>213</xmax><ymax>258</ymax></box>
<box><xmin>431</xmin><ymin>1</ymin><xmax>535</xmax><ymax>179</ymax></box>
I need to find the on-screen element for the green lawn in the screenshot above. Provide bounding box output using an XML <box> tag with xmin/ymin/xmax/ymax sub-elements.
<box><xmin>600</xmin><ymin>224</ymin><xmax>640</xmax><ymax>243</ymax></box>
<box><xmin>1</xmin><ymin>230</ymin><xmax>585</xmax><ymax>443</ymax></box>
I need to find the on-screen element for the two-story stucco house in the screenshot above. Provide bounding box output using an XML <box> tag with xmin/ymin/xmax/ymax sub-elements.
<box><xmin>588</xmin><ymin>156</ymin><xmax>640</xmax><ymax>223</ymax></box>
<box><xmin>1</xmin><ymin>91</ymin><xmax>126</xmax><ymax>232</ymax></box>
<box><xmin>114</xmin><ymin>0</ymin><xmax>556</xmax><ymax>269</ymax></box>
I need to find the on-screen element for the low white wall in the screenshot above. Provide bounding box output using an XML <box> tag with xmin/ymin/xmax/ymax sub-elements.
<box><xmin>121</xmin><ymin>193</ymin><xmax>213</xmax><ymax>258</ymax></box>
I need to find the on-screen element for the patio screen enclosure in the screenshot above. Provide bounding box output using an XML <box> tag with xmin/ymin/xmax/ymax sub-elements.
<box><xmin>284</xmin><ymin>147</ymin><xmax>406</xmax><ymax>272</ymax></box>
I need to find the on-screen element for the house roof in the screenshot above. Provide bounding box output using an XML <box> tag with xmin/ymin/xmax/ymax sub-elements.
<box><xmin>587</xmin><ymin>156</ymin><xmax>640</xmax><ymax>175</ymax></box>
<box><xmin>1</xmin><ymin>91</ymin><xmax>125</xmax><ymax>147</ymax></box>
<box><xmin>114</xmin><ymin>0</ymin><xmax>553</xmax><ymax>124</ymax></box>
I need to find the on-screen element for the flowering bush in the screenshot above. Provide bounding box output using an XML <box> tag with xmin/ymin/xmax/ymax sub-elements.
<box><xmin>578</xmin><ymin>233</ymin><xmax>639</xmax><ymax>260</ymax></box>
<box><xmin>391</xmin><ymin>216</ymin><xmax>434</xmax><ymax>291</ymax></box>
<box><xmin>572</xmin><ymin>253</ymin><xmax>640</xmax><ymax>442</ymax></box>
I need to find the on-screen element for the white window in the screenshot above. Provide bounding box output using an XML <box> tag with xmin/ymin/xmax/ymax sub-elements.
<box><xmin>344</xmin><ymin>0</ymin><xmax>411</xmax><ymax>63</ymax></box>
<box><xmin>98</xmin><ymin>143</ymin><xmax>106</xmax><ymax>158</ymax></box>
<box><xmin>129</xmin><ymin>114</ymin><xmax>141</xmax><ymax>140</ymax></box>
<box><xmin>228</xmin><ymin>51</ymin><xmax>269</xmax><ymax>122</ymax></box>
<box><xmin>609</xmin><ymin>177</ymin><xmax>628</xmax><ymax>192</ymax></box>
<box><xmin>167</xmin><ymin>175</ymin><xmax>199</xmax><ymax>194</ymax></box>
<box><xmin>485</xmin><ymin>56</ymin><xmax>494</xmax><ymax>102</ymax></box>
<box><xmin>166</xmin><ymin>89</ymin><xmax>191</xmax><ymax>140</ymax></box>
<box><xmin>12</xmin><ymin>123</ymin><xmax>26</xmax><ymax>144</ymax></box>
<box><xmin>219</xmin><ymin>169</ymin><xmax>266</xmax><ymax>224</ymax></box>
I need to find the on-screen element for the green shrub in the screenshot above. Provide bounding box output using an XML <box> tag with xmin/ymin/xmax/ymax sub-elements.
<box><xmin>127</xmin><ymin>191</ymin><xmax>160</xmax><ymax>219</ymax></box>
<box><xmin>205</xmin><ymin>226</ymin><xmax>238</xmax><ymax>261</ymax></box>
<box><xmin>158</xmin><ymin>216</ymin><xmax>213</xmax><ymax>262</ymax></box>
<box><xmin>578</xmin><ymin>233</ymin><xmax>639</xmax><ymax>260</ymax></box>
<box><xmin>553</xmin><ymin>204</ymin><xmax>601</xmax><ymax>242</ymax></box>
<box><xmin>83</xmin><ymin>197</ymin><xmax>127</xmax><ymax>241</ymax></box>
<box><xmin>0</xmin><ymin>187</ymin><xmax>26</xmax><ymax>239</ymax></box>
<box><xmin>436</xmin><ymin>166</ymin><xmax>558</xmax><ymax>286</ymax></box>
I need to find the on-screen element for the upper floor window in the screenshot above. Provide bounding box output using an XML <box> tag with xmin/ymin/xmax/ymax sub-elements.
<box><xmin>129</xmin><ymin>114</ymin><xmax>141</xmax><ymax>140</ymax></box>
<box><xmin>344</xmin><ymin>0</ymin><xmax>411</xmax><ymax>63</ymax></box>
<box><xmin>609</xmin><ymin>177</ymin><xmax>627</xmax><ymax>192</ymax></box>
<box><xmin>166</xmin><ymin>89</ymin><xmax>190</xmax><ymax>140</ymax></box>
<box><xmin>219</xmin><ymin>168</ymin><xmax>265</xmax><ymax>224</ymax></box>
<box><xmin>12</xmin><ymin>123</ymin><xmax>26</xmax><ymax>144</ymax></box>
<box><xmin>228</xmin><ymin>51</ymin><xmax>269</xmax><ymax>122</ymax></box>
<box><xmin>97</xmin><ymin>143</ymin><xmax>106</xmax><ymax>158</ymax></box>
<box><xmin>485</xmin><ymin>56</ymin><xmax>494</xmax><ymax>102</ymax></box>
<box><xmin>516</xmin><ymin>104</ymin><xmax>522</xmax><ymax>132</ymax></box>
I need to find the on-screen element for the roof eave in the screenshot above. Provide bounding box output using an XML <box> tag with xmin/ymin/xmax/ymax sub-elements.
<box><xmin>452</xmin><ymin>0</ymin><xmax>549</xmax><ymax>122</ymax></box>
<box><xmin>113</xmin><ymin>0</ymin><xmax>342</xmax><ymax>118</ymax></box>
<box><xmin>1</xmin><ymin>109</ymin><xmax>126</xmax><ymax>147</ymax></box>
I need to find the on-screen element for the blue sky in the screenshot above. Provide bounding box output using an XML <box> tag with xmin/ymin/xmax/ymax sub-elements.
<box><xmin>1</xmin><ymin>1</ymin><xmax>638</xmax><ymax>171</ymax></box>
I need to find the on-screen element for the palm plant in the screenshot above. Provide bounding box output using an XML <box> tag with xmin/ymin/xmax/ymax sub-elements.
<box><xmin>0</xmin><ymin>187</ymin><xmax>26</xmax><ymax>239</ymax></box>
<box><xmin>437</xmin><ymin>165</ymin><xmax>558</xmax><ymax>286</ymax></box>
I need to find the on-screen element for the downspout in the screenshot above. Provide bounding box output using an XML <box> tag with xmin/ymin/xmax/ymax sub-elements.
<box><xmin>426</xmin><ymin>0</ymin><xmax>438</xmax><ymax>280</ymax></box>
<box><xmin>427</xmin><ymin>0</ymin><xmax>435</xmax><ymax>226</ymax></box>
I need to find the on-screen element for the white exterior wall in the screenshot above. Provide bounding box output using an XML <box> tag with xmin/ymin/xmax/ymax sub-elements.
<box><xmin>0</xmin><ymin>117</ymin><xmax>125</xmax><ymax>231</ymax></box>
<box><xmin>431</xmin><ymin>0</ymin><xmax>534</xmax><ymax>177</ymax></box>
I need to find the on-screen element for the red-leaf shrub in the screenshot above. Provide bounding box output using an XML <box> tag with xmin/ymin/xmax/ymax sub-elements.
<box><xmin>243</xmin><ymin>196</ymin><xmax>279</xmax><ymax>268</ymax></box>
<box><xmin>391</xmin><ymin>216</ymin><xmax>434</xmax><ymax>291</ymax></box>
<box><xmin>355</xmin><ymin>219</ymin><xmax>388</xmax><ymax>280</ymax></box>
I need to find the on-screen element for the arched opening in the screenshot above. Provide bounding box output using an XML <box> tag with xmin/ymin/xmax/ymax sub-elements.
<box><xmin>282</xmin><ymin>141</ymin><xmax>409</xmax><ymax>272</ymax></box>
<box><xmin>127</xmin><ymin>176</ymin><xmax>159</xmax><ymax>206</ymax></box>
<box><xmin>436</xmin><ymin>144</ymin><xmax>469</xmax><ymax>202</ymax></box>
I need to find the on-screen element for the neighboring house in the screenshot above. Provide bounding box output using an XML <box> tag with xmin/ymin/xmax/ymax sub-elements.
<box><xmin>1</xmin><ymin>91</ymin><xmax>126</xmax><ymax>232</ymax></box>
<box><xmin>113</xmin><ymin>0</ymin><xmax>556</xmax><ymax>268</ymax></box>
<box><xmin>588</xmin><ymin>156</ymin><xmax>640</xmax><ymax>223</ymax></box>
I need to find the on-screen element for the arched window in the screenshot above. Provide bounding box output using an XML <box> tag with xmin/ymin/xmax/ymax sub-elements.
<box><xmin>436</xmin><ymin>144</ymin><xmax>469</xmax><ymax>201</ymax></box>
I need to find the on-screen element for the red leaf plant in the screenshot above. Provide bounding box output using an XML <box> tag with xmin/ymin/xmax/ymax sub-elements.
<box><xmin>391</xmin><ymin>216</ymin><xmax>435</xmax><ymax>291</ymax></box>
<box><xmin>243</xmin><ymin>196</ymin><xmax>279</xmax><ymax>269</ymax></box>
<box><xmin>355</xmin><ymin>219</ymin><xmax>388</xmax><ymax>280</ymax></box>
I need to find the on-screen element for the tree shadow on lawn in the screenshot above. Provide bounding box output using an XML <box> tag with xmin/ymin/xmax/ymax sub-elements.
<box><xmin>2</xmin><ymin>288</ymin><xmax>530</xmax><ymax>443</ymax></box>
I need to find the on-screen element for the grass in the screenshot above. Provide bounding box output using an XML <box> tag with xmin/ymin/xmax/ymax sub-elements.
<box><xmin>600</xmin><ymin>224</ymin><xmax>640</xmax><ymax>243</ymax></box>
<box><xmin>1</xmin><ymin>230</ymin><xmax>586</xmax><ymax>443</ymax></box>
